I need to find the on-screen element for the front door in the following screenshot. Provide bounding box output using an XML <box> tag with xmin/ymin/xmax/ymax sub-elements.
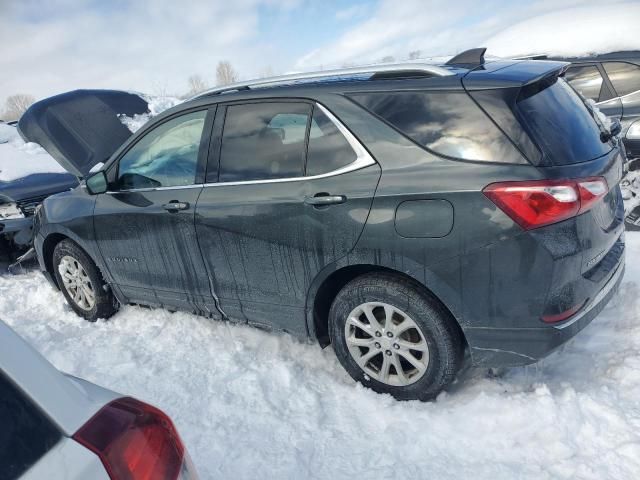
<box><xmin>195</xmin><ymin>101</ymin><xmax>380</xmax><ymax>335</ymax></box>
<box><xmin>94</xmin><ymin>108</ymin><xmax>219</xmax><ymax>315</ymax></box>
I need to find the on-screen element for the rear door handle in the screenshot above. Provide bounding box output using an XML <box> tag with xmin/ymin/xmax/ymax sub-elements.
<box><xmin>163</xmin><ymin>201</ymin><xmax>190</xmax><ymax>212</ymax></box>
<box><xmin>304</xmin><ymin>194</ymin><xmax>347</xmax><ymax>206</ymax></box>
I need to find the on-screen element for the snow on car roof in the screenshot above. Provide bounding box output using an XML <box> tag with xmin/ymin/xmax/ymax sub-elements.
<box><xmin>485</xmin><ymin>4</ymin><xmax>640</xmax><ymax>59</ymax></box>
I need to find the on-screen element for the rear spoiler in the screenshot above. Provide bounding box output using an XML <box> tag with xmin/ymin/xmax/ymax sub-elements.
<box><xmin>461</xmin><ymin>59</ymin><xmax>570</xmax><ymax>91</ymax></box>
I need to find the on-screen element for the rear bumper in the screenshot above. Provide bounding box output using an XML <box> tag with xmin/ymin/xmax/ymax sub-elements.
<box><xmin>467</xmin><ymin>252</ymin><xmax>624</xmax><ymax>367</ymax></box>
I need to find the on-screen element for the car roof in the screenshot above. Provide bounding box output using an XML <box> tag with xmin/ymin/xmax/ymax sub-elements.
<box><xmin>550</xmin><ymin>50</ymin><xmax>640</xmax><ymax>64</ymax></box>
<box><xmin>172</xmin><ymin>58</ymin><xmax>567</xmax><ymax>113</ymax></box>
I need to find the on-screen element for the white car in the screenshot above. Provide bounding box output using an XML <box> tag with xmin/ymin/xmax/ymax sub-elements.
<box><xmin>0</xmin><ymin>319</ymin><xmax>198</xmax><ymax>480</ymax></box>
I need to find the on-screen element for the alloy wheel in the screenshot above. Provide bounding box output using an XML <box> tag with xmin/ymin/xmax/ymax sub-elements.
<box><xmin>344</xmin><ymin>302</ymin><xmax>429</xmax><ymax>386</ymax></box>
<box><xmin>58</xmin><ymin>255</ymin><xmax>96</xmax><ymax>311</ymax></box>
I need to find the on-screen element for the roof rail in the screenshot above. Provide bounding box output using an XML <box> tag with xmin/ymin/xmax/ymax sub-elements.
<box><xmin>191</xmin><ymin>62</ymin><xmax>454</xmax><ymax>99</ymax></box>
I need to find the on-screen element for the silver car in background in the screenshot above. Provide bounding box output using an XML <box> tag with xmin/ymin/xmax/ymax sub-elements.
<box><xmin>0</xmin><ymin>319</ymin><xmax>197</xmax><ymax>480</ymax></box>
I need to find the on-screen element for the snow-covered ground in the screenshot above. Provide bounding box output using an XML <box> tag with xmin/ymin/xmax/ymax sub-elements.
<box><xmin>1</xmin><ymin>237</ymin><xmax>639</xmax><ymax>479</ymax></box>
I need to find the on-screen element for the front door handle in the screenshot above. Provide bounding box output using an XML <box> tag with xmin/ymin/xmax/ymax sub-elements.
<box><xmin>163</xmin><ymin>201</ymin><xmax>190</xmax><ymax>212</ymax></box>
<box><xmin>304</xmin><ymin>194</ymin><xmax>347</xmax><ymax>207</ymax></box>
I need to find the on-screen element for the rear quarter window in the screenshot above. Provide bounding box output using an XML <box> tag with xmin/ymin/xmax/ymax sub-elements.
<box><xmin>349</xmin><ymin>91</ymin><xmax>526</xmax><ymax>164</ymax></box>
<box><xmin>0</xmin><ymin>373</ymin><xmax>61</xmax><ymax>480</ymax></box>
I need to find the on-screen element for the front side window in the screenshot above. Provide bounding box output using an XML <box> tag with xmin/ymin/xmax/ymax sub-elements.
<box><xmin>117</xmin><ymin>110</ymin><xmax>207</xmax><ymax>190</ymax></box>
<box><xmin>603</xmin><ymin>62</ymin><xmax>640</xmax><ymax>97</ymax></box>
<box><xmin>350</xmin><ymin>91</ymin><xmax>524</xmax><ymax>163</ymax></box>
<box><xmin>564</xmin><ymin>65</ymin><xmax>604</xmax><ymax>101</ymax></box>
<box><xmin>219</xmin><ymin>102</ymin><xmax>311</xmax><ymax>182</ymax></box>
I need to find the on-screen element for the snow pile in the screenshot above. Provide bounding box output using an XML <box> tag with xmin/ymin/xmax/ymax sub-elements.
<box><xmin>0</xmin><ymin>123</ymin><xmax>67</xmax><ymax>182</ymax></box>
<box><xmin>486</xmin><ymin>4</ymin><xmax>640</xmax><ymax>58</ymax></box>
<box><xmin>1</xmin><ymin>237</ymin><xmax>640</xmax><ymax>479</ymax></box>
<box><xmin>119</xmin><ymin>95</ymin><xmax>182</xmax><ymax>133</ymax></box>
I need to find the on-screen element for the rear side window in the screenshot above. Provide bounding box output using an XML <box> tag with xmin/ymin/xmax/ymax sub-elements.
<box><xmin>306</xmin><ymin>107</ymin><xmax>357</xmax><ymax>176</ymax></box>
<box><xmin>603</xmin><ymin>62</ymin><xmax>640</xmax><ymax>97</ymax></box>
<box><xmin>350</xmin><ymin>91</ymin><xmax>525</xmax><ymax>163</ymax></box>
<box><xmin>220</xmin><ymin>103</ymin><xmax>311</xmax><ymax>182</ymax></box>
<box><xmin>516</xmin><ymin>77</ymin><xmax>611</xmax><ymax>165</ymax></box>
<box><xmin>564</xmin><ymin>65</ymin><xmax>604</xmax><ymax>101</ymax></box>
<box><xmin>0</xmin><ymin>373</ymin><xmax>61</xmax><ymax>479</ymax></box>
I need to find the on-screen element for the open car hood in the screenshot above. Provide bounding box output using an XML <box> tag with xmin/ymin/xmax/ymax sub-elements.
<box><xmin>18</xmin><ymin>90</ymin><xmax>149</xmax><ymax>177</ymax></box>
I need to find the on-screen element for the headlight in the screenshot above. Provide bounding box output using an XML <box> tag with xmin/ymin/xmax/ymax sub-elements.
<box><xmin>0</xmin><ymin>202</ymin><xmax>25</xmax><ymax>220</ymax></box>
<box><xmin>627</xmin><ymin>121</ymin><xmax>640</xmax><ymax>140</ymax></box>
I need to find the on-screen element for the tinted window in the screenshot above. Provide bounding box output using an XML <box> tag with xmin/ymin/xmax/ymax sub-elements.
<box><xmin>306</xmin><ymin>107</ymin><xmax>357</xmax><ymax>176</ymax></box>
<box><xmin>350</xmin><ymin>91</ymin><xmax>525</xmax><ymax>163</ymax></box>
<box><xmin>220</xmin><ymin>103</ymin><xmax>311</xmax><ymax>182</ymax></box>
<box><xmin>603</xmin><ymin>62</ymin><xmax>640</xmax><ymax>97</ymax></box>
<box><xmin>0</xmin><ymin>373</ymin><xmax>61</xmax><ymax>480</ymax></box>
<box><xmin>516</xmin><ymin>78</ymin><xmax>611</xmax><ymax>165</ymax></box>
<box><xmin>564</xmin><ymin>65</ymin><xmax>604</xmax><ymax>101</ymax></box>
<box><xmin>118</xmin><ymin>110</ymin><xmax>207</xmax><ymax>190</ymax></box>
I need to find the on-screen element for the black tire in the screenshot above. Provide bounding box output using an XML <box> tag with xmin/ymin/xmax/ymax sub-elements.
<box><xmin>329</xmin><ymin>273</ymin><xmax>464</xmax><ymax>401</ymax></box>
<box><xmin>53</xmin><ymin>239</ymin><xmax>118</xmax><ymax>321</ymax></box>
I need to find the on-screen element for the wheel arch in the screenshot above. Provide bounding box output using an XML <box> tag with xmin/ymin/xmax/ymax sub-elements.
<box><xmin>307</xmin><ymin>264</ymin><xmax>467</xmax><ymax>350</ymax></box>
<box><xmin>41</xmin><ymin>232</ymin><xmax>70</xmax><ymax>289</ymax></box>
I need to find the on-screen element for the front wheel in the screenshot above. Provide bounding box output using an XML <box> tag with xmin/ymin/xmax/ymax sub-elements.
<box><xmin>329</xmin><ymin>273</ymin><xmax>464</xmax><ymax>401</ymax></box>
<box><xmin>53</xmin><ymin>239</ymin><xmax>118</xmax><ymax>321</ymax></box>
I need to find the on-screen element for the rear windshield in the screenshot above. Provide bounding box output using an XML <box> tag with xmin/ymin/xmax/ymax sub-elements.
<box><xmin>515</xmin><ymin>77</ymin><xmax>612</xmax><ymax>165</ymax></box>
<box><xmin>0</xmin><ymin>373</ymin><xmax>61</xmax><ymax>479</ymax></box>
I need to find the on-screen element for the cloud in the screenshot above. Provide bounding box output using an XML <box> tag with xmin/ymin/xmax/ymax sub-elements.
<box><xmin>0</xmin><ymin>0</ymin><xmax>296</xmax><ymax>105</ymax></box>
<box><xmin>293</xmin><ymin>0</ymin><xmax>635</xmax><ymax>70</ymax></box>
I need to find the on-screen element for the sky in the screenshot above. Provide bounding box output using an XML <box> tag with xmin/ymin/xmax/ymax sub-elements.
<box><xmin>1</xmin><ymin>0</ymin><xmax>639</xmax><ymax>106</ymax></box>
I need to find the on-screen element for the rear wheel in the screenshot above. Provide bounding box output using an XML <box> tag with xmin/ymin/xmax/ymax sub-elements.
<box><xmin>329</xmin><ymin>273</ymin><xmax>463</xmax><ymax>401</ymax></box>
<box><xmin>53</xmin><ymin>239</ymin><xmax>118</xmax><ymax>321</ymax></box>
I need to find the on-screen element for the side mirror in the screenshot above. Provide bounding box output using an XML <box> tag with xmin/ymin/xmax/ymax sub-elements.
<box><xmin>610</xmin><ymin>118</ymin><xmax>622</xmax><ymax>138</ymax></box>
<box><xmin>85</xmin><ymin>171</ymin><xmax>108</xmax><ymax>195</ymax></box>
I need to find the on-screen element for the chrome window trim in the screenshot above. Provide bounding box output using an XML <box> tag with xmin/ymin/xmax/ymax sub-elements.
<box><xmin>106</xmin><ymin>102</ymin><xmax>375</xmax><ymax>194</ymax></box>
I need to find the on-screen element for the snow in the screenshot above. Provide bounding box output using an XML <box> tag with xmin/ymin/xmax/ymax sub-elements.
<box><xmin>119</xmin><ymin>95</ymin><xmax>183</xmax><ymax>133</ymax></box>
<box><xmin>1</xmin><ymin>236</ymin><xmax>640</xmax><ymax>479</ymax></box>
<box><xmin>0</xmin><ymin>124</ymin><xmax>67</xmax><ymax>182</ymax></box>
<box><xmin>485</xmin><ymin>4</ymin><xmax>640</xmax><ymax>59</ymax></box>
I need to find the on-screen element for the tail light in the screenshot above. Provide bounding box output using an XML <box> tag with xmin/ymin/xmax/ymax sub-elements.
<box><xmin>483</xmin><ymin>177</ymin><xmax>608</xmax><ymax>230</ymax></box>
<box><xmin>73</xmin><ymin>397</ymin><xmax>197</xmax><ymax>480</ymax></box>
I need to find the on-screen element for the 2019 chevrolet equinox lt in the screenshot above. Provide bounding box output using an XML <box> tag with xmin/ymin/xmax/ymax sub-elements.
<box><xmin>23</xmin><ymin>48</ymin><xmax>625</xmax><ymax>400</ymax></box>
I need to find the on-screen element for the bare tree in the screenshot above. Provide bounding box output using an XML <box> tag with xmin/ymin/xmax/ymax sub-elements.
<box><xmin>380</xmin><ymin>55</ymin><xmax>395</xmax><ymax>63</ymax></box>
<box><xmin>186</xmin><ymin>74</ymin><xmax>208</xmax><ymax>96</ymax></box>
<box><xmin>408</xmin><ymin>50</ymin><xmax>422</xmax><ymax>60</ymax></box>
<box><xmin>215</xmin><ymin>61</ymin><xmax>238</xmax><ymax>86</ymax></box>
<box><xmin>2</xmin><ymin>94</ymin><xmax>35</xmax><ymax>121</ymax></box>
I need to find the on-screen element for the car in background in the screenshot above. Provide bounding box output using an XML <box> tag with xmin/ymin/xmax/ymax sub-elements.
<box><xmin>0</xmin><ymin>319</ymin><xmax>197</xmax><ymax>479</ymax></box>
<box><xmin>559</xmin><ymin>51</ymin><xmax>640</xmax><ymax>159</ymax></box>
<box><xmin>24</xmin><ymin>49</ymin><xmax>626</xmax><ymax>401</ymax></box>
<box><xmin>0</xmin><ymin>91</ymin><xmax>148</xmax><ymax>254</ymax></box>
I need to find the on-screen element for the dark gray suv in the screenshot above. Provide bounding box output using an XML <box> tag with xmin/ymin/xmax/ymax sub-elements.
<box><xmin>25</xmin><ymin>49</ymin><xmax>625</xmax><ymax>400</ymax></box>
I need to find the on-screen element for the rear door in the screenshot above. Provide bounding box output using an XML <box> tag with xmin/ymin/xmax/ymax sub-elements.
<box><xmin>93</xmin><ymin>108</ymin><xmax>218</xmax><ymax>314</ymax></box>
<box><xmin>195</xmin><ymin>100</ymin><xmax>380</xmax><ymax>335</ymax></box>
